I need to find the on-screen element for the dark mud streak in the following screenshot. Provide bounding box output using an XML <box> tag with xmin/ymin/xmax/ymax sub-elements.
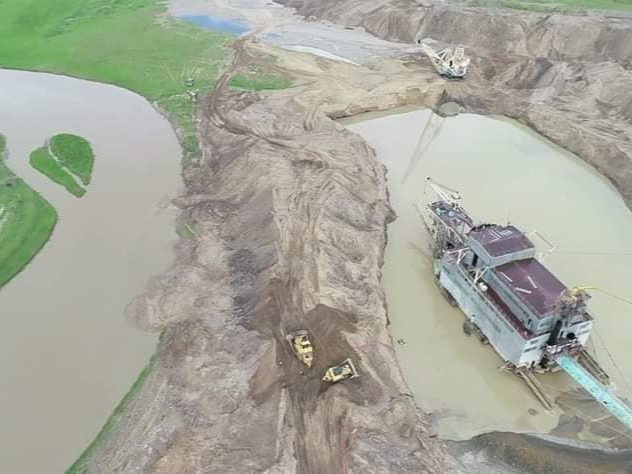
<box><xmin>451</xmin><ymin>432</ymin><xmax>632</xmax><ymax>473</ymax></box>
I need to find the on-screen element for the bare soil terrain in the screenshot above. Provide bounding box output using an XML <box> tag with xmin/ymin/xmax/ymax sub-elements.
<box><xmin>278</xmin><ymin>0</ymin><xmax>632</xmax><ymax>208</ymax></box>
<box><xmin>78</xmin><ymin>1</ymin><xmax>632</xmax><ymax>472</ymax></box>
<box><xmin>83</xmin><ymin>43</ymin><xmax>458</xmax><ymax>472</ymax></box>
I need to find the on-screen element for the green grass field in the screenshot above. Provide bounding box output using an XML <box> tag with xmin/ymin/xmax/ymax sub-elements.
<box><xmin>0</xmin><ymin>0</ymin><xmax>234</xmax><ymax>162</ymax></box>
<box><xmin>30</xmin><ymin>147</ymin><xmax>86</xmax><ymax>198</ymax></box>
<box><xmin>50</xmin><ymin>134</ymin><xmax>95</xmax><ymax>185</ymax></box>
<box><xmin>0</xmin><ymin>0</ymin><xmax>234</xmax><ymax>289</ymax></box>
<box><xmin>0</xmin><ymin>134</ymin><xmax>58</xmax><ymax>289</ymax></box>
<box><xmin>467</xmin><ymin>0</ymin><xmax>632</xmax><ymax>12</ymax></box>
<box><xmin>0</xmin><ymin>2</ymin><xmax>236</xmax><ymax>469</ymax></box>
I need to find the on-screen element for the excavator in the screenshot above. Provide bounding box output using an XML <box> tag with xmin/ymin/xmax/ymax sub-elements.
<box><xmin>322</xmin><ymin>358</ymin><xmax>359</xmax><ymax>383</ymax></box>
<box><xmin>420</xmin><ymin>43</ymin><xmax>470</xmax><ymax>79</ymax></box>
<box><xmin>286</xmin><ymin>330</ymin><xmax>314</xmax><ymax>368</ymax></box>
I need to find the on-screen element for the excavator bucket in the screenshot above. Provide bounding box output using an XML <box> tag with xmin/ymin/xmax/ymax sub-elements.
<box><xmin>322</xmin><ymin>358</ymin><xmax>359</xmax><ymax>383</ymax></box>
<box><xmin>286</xmin><ymin>330</ymin><xmax>314</xmax><ymax>368</ymax></box>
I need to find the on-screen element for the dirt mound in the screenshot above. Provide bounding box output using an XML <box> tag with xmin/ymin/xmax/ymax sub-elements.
<box><xmin>280</xmin><ymin>0</ymin><xmax>632</xmax><ymax>66</ymax></box>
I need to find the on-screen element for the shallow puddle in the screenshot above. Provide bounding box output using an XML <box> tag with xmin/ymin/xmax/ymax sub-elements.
<box><xmin>0</xmin><ymin>69</ymin><xmax>181</xmax><ymax>472</ymax></box>
<box><xmin>180</xmin><ymin>14</ymin><xmax>250</xmax><ymax>34</ymax></box>
<box><xmin>169</xmin><ymin>0</ymin><xmax>412</xmax><ymax>64</ymax></box>
<box><xmin>343</xmin><ymin>109</ymin><xmax>632</xmax><ymax>440</ymax></box>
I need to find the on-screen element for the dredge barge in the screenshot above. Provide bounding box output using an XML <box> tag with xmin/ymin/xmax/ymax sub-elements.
<box><xmin>418</xmin><ymin>178</ymin><xmax>632</xmax><ymax>430</ymax></box>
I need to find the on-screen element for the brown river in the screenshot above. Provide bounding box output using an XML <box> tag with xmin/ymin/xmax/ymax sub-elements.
<box><xmin>0</xmin><ymin>69</ymin><xmax>181</xmax><ymax>473</ymax></box>
<box><xmin>344</xmin><ymin>109</ymin><xmax>632</xmax><ymax>442</ymax></box>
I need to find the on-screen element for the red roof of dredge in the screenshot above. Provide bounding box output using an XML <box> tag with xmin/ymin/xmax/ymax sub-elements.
<box><xmin>494</xmin><ymin>258</ymin><xmax>567</xmax><ymax>318</ymax></box>
<box><xmin>469</xmin><ymin>225</ymin><xmax>534</xmax><ymax>257</ymax></box>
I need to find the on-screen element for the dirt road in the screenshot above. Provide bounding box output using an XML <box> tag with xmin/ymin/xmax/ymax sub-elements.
<box><xmin>76</xmin><ymin>1</ymin><xmax>632</xmax><ymax>471</ymax></box>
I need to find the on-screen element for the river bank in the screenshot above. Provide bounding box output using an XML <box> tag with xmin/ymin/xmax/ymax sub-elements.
<box><xmin>0</xmin><ymin>132</ymin><xmax>57</xmax><ymax>289</ymax></box>
<box><xmin>451</xmin><ymin>432</ymin><xmax>632</xmax><ymax>473</ymax></box>
<box><xmin>0</xmin><ymin>0</ymin><xmax>233</xmax><ymax>165</ymax></box>
<box><xmin>0</xmin><ymin>3</ymin><xmax>237</xmax><ymax>470</ymax></box>
<box><xmin>75</xmin><ymin>0</ymin><xmax>632</xmax><ymax>464</ymax></box>
<box><xmin>0</xmin><ymin>69</ymin><xmax>182</xmax><ymax>473</ymax></box>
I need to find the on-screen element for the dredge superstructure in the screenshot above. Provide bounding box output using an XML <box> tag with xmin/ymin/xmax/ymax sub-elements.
<box><xmin>418</xmin><ymin>178</ymin><xmax>632</xmax><ymax>430</ymax></box>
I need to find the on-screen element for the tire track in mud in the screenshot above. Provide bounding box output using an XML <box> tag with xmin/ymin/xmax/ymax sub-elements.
<box><xmin>200</xmin><ymin>40</ymin><xmax>447</xmax><ymax>472</ymax></box>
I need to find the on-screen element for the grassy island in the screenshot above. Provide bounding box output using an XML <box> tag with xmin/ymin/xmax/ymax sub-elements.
<box><xmin>30</xmin><ymin>146</ymin><xmax>86</xmax><ymax>198</ymax></box>
<box><xmin>50</xmin><ymin>134</ymin><xmax>95</xmax><ymax>186</ymax></box>
<box><xmin>0</xmin><ymin>133</ymin><xmax>58</xmax><ymax>289</ymax></box>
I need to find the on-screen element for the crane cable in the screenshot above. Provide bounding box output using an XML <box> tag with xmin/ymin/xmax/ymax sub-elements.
<box><xmin>402</xmin><ymin>114</ymin><xmax>445</xmax><ymax>185</ymax></box>
<box><xmin>592</xmin><ymin>286</ymin><xmax>632</xmax><ymax>307</ymax></box>
<box><xmin>579</xmin><ymin>286</ymin><xmax>632</xmax><ymax>398</ymax></box>
<box><xmin>555</xmin><ymin>250</ymin><xmax>632</xmax><ymax>256</ymax></box>
<box><xmin>593</xmin><ymin>328</ymin><xmax>632</xmax><ymax>400</ymax></box>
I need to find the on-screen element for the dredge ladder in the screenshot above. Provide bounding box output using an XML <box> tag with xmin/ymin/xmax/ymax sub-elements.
<box><xmin>556</xmin><ymin>354</ymin><xmax>632</xmax><ymax>432</ymax></box>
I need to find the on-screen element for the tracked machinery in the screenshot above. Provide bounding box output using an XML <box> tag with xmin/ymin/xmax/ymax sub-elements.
<box><xmin>286</xmin><ymin>331</ymin><xmax>360</xmax><ymax>384</ymax></box>
<box><xmin>285</xmin><ymin>330</ymin><xmax>314</xmax><ymax>368</ymax></box>
<box><xmin>420</xmin><ymin>43</ymin><xmax>470</xmax><ymax>79</ymax></box>
<box><xmin>322</xmin><ymin>358</ymin><xmax>359</xmax><ymax>383</ymax></box>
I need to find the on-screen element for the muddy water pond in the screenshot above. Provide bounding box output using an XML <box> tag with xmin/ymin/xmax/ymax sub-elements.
<box><xmin>0</xmin><ymin>69</ymin><xmax>181</xmax><ymax>472</ymax></box>
<box><xmin>343</xmin><ymin>109</ymin><xmax>632</xmax><ymax>441</ymax></box>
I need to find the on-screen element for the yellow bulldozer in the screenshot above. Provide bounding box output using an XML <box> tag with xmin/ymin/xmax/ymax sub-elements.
<box><xmin>286</xmin><ymin>330</ymin><xmax>314</xmax><ymax>368</ymax></box>
<box><xmin>322</xmin><ymin>358</ymin><xmax>359</xmax><ymax>383</ymax></box>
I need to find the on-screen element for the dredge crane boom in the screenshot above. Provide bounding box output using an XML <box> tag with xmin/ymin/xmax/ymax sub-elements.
<box><xmin>424</xmin><ymin>177</ymin><xmax>462</xmax><ymax>204</ymax></box>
